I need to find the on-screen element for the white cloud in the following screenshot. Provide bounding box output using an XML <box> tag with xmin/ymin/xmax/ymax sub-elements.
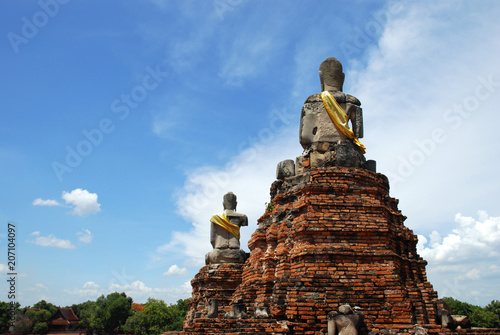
<box><xmin>151</xmin><ymin>107</ymin><xmax>182</xmax><ymax>138</ymax></box>
<box><xmin>33</xmin><ymin>188</ymin><xmax>101</xmax><ymax>216</ymax></box>
<box><xmin>65</xmin><ymin>278</ymin><xmax>191</xmax><ymax>305</ymax></box>
<box><xmin>417</xmin><ymin>211</ymin><xmax>500</xmax><ymax>304</ymax></box>
<box><xmin>32</xmin><ymin>198</ymin><xmax>61</xmax><ymax>206</ymax></box>
<box><xmin>77</xmin><ymin>228</ymin><xmax>93</xmax><ymax>244</ymax></box>
<box><xmin>219</xmin><ymin>35</ymin><xmax>275</xmax><ymax>86</ymax></box>
<box><xmin>25</xmin><ymin>283</ymin><xmax>49</xmax><ymax>292</ymax></box>
<box><xmin>0</xmin><ymin>264</ymin><xmax>7</xmax><ymax>274</ymax></box>
<box><xmin>110</xmin><ymin>280</ymin><xmax>153</xmax><ymax>296</ymax></box>
<box><xmin>153</xmin><ymin>1</ymin><xmax>500</xmax><ymax>307</ymax></box>
<box><xmin>463</xmin><ymin>269</ymin><xmax>481</xmax><ymax>281</ymax></box>
<box><xmin>62</xmin><ymin>188</ymin><xmax>101</xmax><ymax>216</ymax></box>
<box><xmin>163</xmin><ymin>265</ymin><xmax>188</xmax><ymax>276</ymax></box>
<box><xmin>157</xmin><ymin>124</ymin><xmax>298</xmax><ymax>266</ymax></box>
<box><xmin>417</xmin><ymin>211</ymin><xmax>500</xmax><ymax>263</ymax></box>
<box><xmin>64</xmin><ymin>281</ymin><xmax>104</xmax><ymax>299</ymax></box>
<box><xmin>31</xmin><ymin>231</ymin><xmax>40</xmax><ymax>236</ymax></box>
<box><xmin>347</xmin><ymin>2</ymin><xmax>500</xmax><ymax>232</ymax></box>
<box><xmin>31</xmin><ymin>234</ymin><xmax>75</xmax><ymax>249</ymax></box>
<box><xmin>35</xmin><ymin>283</ymin><xmax>48</xmax><ymax>290</ymax></box>
<box><xmin>110</xmin><ymin>280</ymin><xmax>191</xmax><ymax>303</ymax></box>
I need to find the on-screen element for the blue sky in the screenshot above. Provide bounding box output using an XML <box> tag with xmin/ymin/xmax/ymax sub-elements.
<box><xmin>1</xmin><ymin>0</ymin><xmax>499</xmax><ymax>308</ymax></box>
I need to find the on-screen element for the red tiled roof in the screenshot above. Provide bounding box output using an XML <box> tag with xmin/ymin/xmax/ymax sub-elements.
<box><xmin>47</xmin><ymin>308</ymin><xmax>79</xmax><ymax>326</ymax></box>
<box><xmin>59</xmin><ymin>308</ymin><xmax>79</xmax><ymax>322</ymax></box>
<box><xmin>48</xmin><ymin>318</ymin><xmax>70</xmax><ymax>326</ymax></box>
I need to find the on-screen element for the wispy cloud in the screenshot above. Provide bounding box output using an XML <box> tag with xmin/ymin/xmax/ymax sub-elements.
<box><xmin>218</xmin><ymin>35</ymin><xmax>275</xmax><ymax>86</ymax></box>
<box><xmin>31</xmin><ymin>234</ymin><xmax>76</xmax><ymax>249</ymax></box>
<box><xmin>77</xmin><ymin>228</ymin><xmax>94</xmax><ymax>244</ymax></box>
<box><xmin>32</xmin><ymin>198</ymin><xmax>61</xmax><ymax>206</ymax></box>
<box><xmin>25</xmin><ymin>283</ymin><xmax>49</xmax><ymax>292</ymax></box>
<box><xmin>155</xmin><ymin>1</ymin><xmax>500</xmax><ymax>307</ymax></box>
<box><xmin>65</xmin><ymin>280</ymin><xmax>191</xmax><ymax>304</ymax></box>
<box><xmin>157</xmin><ymin>124</ymin><xmax>297</xmax><ymax>267</ymax></box>
<box><xmin>346</xmin><ymin>1</ymin><xmax>500</xmax><ymax>231</ymax></box>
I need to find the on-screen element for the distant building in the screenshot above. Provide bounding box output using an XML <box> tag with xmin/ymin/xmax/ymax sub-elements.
<box><xmin>46</xmin><ymin>308</ymin><xmax>79</xmax><ymax>332</ymax></box>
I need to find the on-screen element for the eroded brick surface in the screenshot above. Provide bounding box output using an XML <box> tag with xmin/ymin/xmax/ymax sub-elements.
<box><xmin>170</xmin><ymin>167</ymin><xmax>498</xmax><ymax>335</ymax></box>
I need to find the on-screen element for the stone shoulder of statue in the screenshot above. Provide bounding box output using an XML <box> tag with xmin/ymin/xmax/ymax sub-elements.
<box><xmin>225</xmin><ymin>209</ymin><xmax>248</xmax><ymax>226</ymax></box>
<box><xmin>346</xmin><ymin>94</ymin><xmax>361</xmax><ymax>106</ymax></box>
<box><xmin>302</xmin><ymin>92</ymin><xmax>360</xmax><ymax>108</ymax></box>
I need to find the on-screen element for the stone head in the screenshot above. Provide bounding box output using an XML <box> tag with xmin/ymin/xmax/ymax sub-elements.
<box><xmin>319</xmin><ymin>57</ymin><xmax>345</xmax><ymax>92</ymax></box>
<box><xmin>223</xmin><ymin>192</ymin><xmax>237</xmax><ymax>210</ymax></box>
<box><xmin>353</xmin><ymin>306</ymin><xmax>363</xmax><ymax>315</ymax></box>
<box><xmin>338</xmin><ymin>304</ymin><xmax>353</xmax><ymax>315</ymax></box>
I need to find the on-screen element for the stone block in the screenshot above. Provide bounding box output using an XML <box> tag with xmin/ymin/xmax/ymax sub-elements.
<box><xmin>296</xmin><ymin>155</ymin><xmax>306</xmax><ymax>175</ymax></box>
<box><xmin>205</xmin><ymin>248</ymin><xmax>247</xmax><ymax>264</ymax></box>
<box><xmin>276</xmin><ymin>159</ymin><xmax>295</xmax><ymax>180</ymax></box>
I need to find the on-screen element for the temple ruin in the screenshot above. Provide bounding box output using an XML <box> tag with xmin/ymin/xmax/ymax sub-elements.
<box><xmin>165</xmin><ymin>58</ymin><xmax>500</xmax><ymax>335</ymax></box>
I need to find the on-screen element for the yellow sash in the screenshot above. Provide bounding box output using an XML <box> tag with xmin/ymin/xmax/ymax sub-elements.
<box><xmin>210</xmin><ymin>211</ymin><xmax>240</xmax><ymax>240</ymax></box>
<box><xmin>321</xmin><ymin>91</ymin><xmax>366</xmax><ymax>154</ymax></box>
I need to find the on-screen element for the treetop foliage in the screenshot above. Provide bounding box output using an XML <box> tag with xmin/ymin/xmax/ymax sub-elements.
<box><xmin>443</xmin><ymin>297</ymin><xmax>500</xmax><ymax>328</ymax></box>
<box><xmin>1</xmin><ymin>294</ymin><xmax>189</xmax><ymax>335</ymax></box>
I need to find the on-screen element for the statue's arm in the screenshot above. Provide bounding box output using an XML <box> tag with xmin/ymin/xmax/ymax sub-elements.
<box><xmin>346</xmin><ymin>95</ymin><xmax>363</xmax><ymax>139</ymax></box>
<box><xmin>210</xmin><ymin>222</ymin><xmax>216</xmax><ymax>248</ymax></box>
<box><xmin>352</xmin><ymin>105</ymin><xmax>364</xmax><ymax>138</ymax></box>
<box><xmin>241</xmin><ymin>214</ymin><xmax>248</xmax><ymax>227</ymax></box>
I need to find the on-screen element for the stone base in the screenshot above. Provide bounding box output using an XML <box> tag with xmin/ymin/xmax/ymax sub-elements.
<box><xmin>205</xmin><ymin>248</ymin><xmax>247</xmax><ymax>265</ymax></box>
<box><xmin>235</xmin><ymin>167</ymin><xmax>440</xmax><ymax>334</ymax></box>
<box><xmin>185</xmin><ymin>263</ymin><xmax>245</xmax><ymax>323</ymax></box>
<box><xmin>296</xmin><ymin>140</ymin><xmax>367</xmax><ymax>175</ymax></box>
<box><xmin>165</xmin><ymin>326</ymin><xmax>500</xmax><ymax>335</ymax></box>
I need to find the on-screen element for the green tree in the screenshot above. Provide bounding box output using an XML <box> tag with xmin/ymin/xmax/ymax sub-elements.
<box><xmin>443</xmin><ymin>297</ymin><xmax>478</xmax><ymax>316</ymax></box>
<box><xmin>70</xmin><ymin>301</ymin><xmax>90</xmax><ymax>319</ymax></box>
<box><xmin>79</xmin><ymin>300</ymin><xmax>104</xmax><ymax>335</ymax></box>
<box><xmin>34</xmin><ymin>310</ymin><xmax>51</xmax><ymax>323</ymax></box>
<box><xmin>0</xmin><ymin>301</ymin><xmax>19</xmax><ymax>332</ymax></box>
<box><xmin>168</xmin><ymin>299</ymin><xmax>189</xmax><ymax>331</ymax></box>
<box><xmin>32</xmin><ymin>300</ymin><xmax>58</xmax><ymax>316</ymax></box>
<box><xmin>123</xmin><ymin>298</ymin><xmax>189</xmax><ymax>334</ymax></box>
<box><xmin>24</xmin><ymin>309</ymin><xmax>37</xmax><ymax>321</ymax></box>
<box><xmin>143</xmin><ymin>298</ymin><xmax>173</xmax><ymax>334</ymax></box>
<box><xmin>71</xmin><ymin>300</ymin><xmax>94</xmax><ymax>321</ymax></box>
<box><xmin>485</xmin><ymin>300</ymin><xmax>500</xmax><ymax>327</ymax></box>
<box><xmin>14</xmin><ymin>313</ymin><xmax>33</xmax><ymax>335</ymax></box>
<box><xmin>102</xmin><ymin>292</ymin><xmax>132</xmax><ymax>334</ymax></box>
<box><xmin>443</xmin><ymin>297</ymin><xmax>500</xmax><ymax>328</ymax></box>
<box><xmin>79</xmin><ymin>292</ymin><xmax>132</xmax><ymax>335</ymax></box>
<box><xmin>470</xmin><ymin>308</ymin><xmax>499</xmax><ymax>328</ymax></box>
<box><xmin>122</xmin><ymin>310</ymin><xmax>148</xmax><ymax>335</ymax></box>
<box><xmin>32</xmin><ymin>321</ymin><xmax>49</xmax><ymax>334</ymax></box>
<box><xmin>21</xmin><ymin>300</ymin><xmax>57</xmax><ymax>334</ymax></box>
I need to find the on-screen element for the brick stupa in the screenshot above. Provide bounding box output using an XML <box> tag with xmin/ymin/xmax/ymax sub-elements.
<box><xmin>166</xmin><ymin>58</ymin><xmax>498</xmax><ymax>335</ymax></box>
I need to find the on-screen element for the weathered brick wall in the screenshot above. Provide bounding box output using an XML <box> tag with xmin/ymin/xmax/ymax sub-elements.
<box><xmin>174</xmin><ymin>166</ymin><xmax>496</xmax><ymax>335</ymax></box>
<box><xmin>228</xmin><ymin>167</ymin><xmax>439</xmax><ymax>333</ymax></box>
<box><xmin>184</xmin><ymin>263</ymin><xmax>244</xmax><ymax>323</ymax></box>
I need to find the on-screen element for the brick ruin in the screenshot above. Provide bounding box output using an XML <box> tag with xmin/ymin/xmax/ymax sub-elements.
<box><xmin>165</xmin><ymin>58</ymin><xmax>500</xmax><ymax>335</ymax></box>
<box><xmin>177</xmin><ymin>166</ymin><xmax>443</xmax><ymax>335</ymax></box>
